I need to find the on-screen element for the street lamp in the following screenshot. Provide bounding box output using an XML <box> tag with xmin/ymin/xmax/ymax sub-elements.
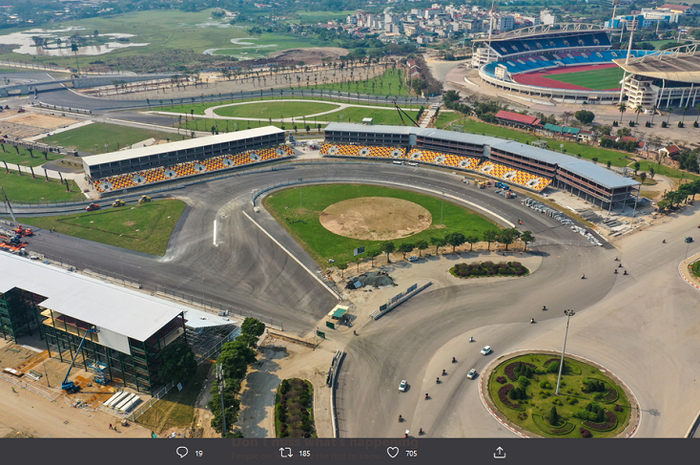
<box><xmin>555</xmin><ymin>309</ymin><xmax>575</xmax><ymax>395</ymax></box>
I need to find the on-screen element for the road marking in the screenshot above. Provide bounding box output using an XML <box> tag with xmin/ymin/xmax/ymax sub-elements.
<box><xmin>243</xmin><ymin>211</ymin><xmax>340</xmax><ymax>300</ymax></box>
<box><xmin>213</xmin><ymin>220</ymin><xmax>218</xmax><ymax>247</ymax></box>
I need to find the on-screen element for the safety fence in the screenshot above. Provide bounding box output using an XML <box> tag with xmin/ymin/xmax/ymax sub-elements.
<box><xmin>0</xmin><ymin>371</ymin><xmax>61</xmax><ymax>401</ymax></box>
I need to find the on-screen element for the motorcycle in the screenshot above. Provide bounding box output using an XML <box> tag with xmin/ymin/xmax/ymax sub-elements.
<box><xmin>398</xmin><ymin>415</ymin><xmax>403</xmax><ymax>423</ymax></box>
<box><xmin>436</xmin><ymin>377</ymin><xmax>440</xmax><ymax>384</ymax></box>
<box><xmin>442</xmin><ymin>369</ymin><xmax>447</xmax><ymax>376</ymax></box>
<box><xmin>614</xmin><ymin>269</ymin><xmax>618</xmax><ymax>274</ymax></box>
<box><xmin>419</xmin><ymin>428</ymin><xmax>424</xmax><ymax>435</ymax></box>
<box><xmin>469</xmin><ymin>336</ymin><xmax>475</xmax><ymax>343</ymax></box>
<box><xmin>452</xmin><ymin>357</ymin><xmax>457</xmax><ymax>363</ymax></box>
<box><xmin>581</xmin><ymin>274</ymin><xmax>586</xmax><ymax>279</ymax></box>
<box><xmin>530</xmin><ymin>318</ymin><xmax>535</xmax><ymax>324</ymax></box>
<box><xmin>623</xmin><ymin>270</ymin><xmax>628</xmax><ymax>275</ymax></box>
<box><xmin>542</xmin><ymin>305</ymin><xmax>547</xmax><ymax>311</ymax></box>
<box><xmin>425</xmin><ymin>393</ymin><xmax>429</xmax><ymax>400</ymax></box>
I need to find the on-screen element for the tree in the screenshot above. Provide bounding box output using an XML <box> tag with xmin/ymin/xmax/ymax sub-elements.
<box><xmin>241</xmin><ymin>317</ymin><xmax>266</xmax><ymax>338</ymax></box>
<box><xmin>337</xmin><ymin>262</ymin><xmax>348</xmax><ymax>278</ymax></box>
<box><xmin>635</xmin><ymin>104</ymin><xmax>644</xmax><ymax>124</ymax></box>
<box><xmin>466</xmin><ymin>235</ymin><xmax>480</xmax><ymax>251</ymax></box>
<box><xmin>650</xmin><ymin>105</ymin><xmax>658</xmax><ymax>125</ymax></box>
<box><xmin>398</xmin><ymin>242</ymin><xmax>415</xmax><ymax>259</ymax></box>
<box><xmin>430</xmin><ymin>236</ymin><xmax>447</xmax><ymax>255</ymax></box>
<box><xmin>634</xmin><ymin>161</ymin><xmax>640</xmax><ymax>174</ymax></box>
<box><xmin>416</xmin><ymin>240</ymin><xmax>429</xmax><ymax>257</ymax></box>
<box><xmin>158</xmin><ymin>342</ymin><xmax>197</xmax><ymax>385</ymax></box>
<box><xmin>618</xmin><ymin>103</ymin><xmax>627</xmax><ymax>123</ymax></box>
<box><xmin>518</xmin><ymin>231</ymin><xmax>534</xmax><ymax>252</ymax></box>
<box><xmin>497</xmin><ymin>228</ymin><xmax>521</xmax><ymax>251</ymax></box>
<box><xmin>607</xmin><ymin>160</ymin><xmax>612</xmax><ymax>169</ymax></box>
<box><xmin>562</xmin><ymin>111</ymin><xmax>574</xmax><ymax>125</ymax></box>
<box><xmin>640</xmin><ymin>172</ymin><xmax>647</xmax><ymax>185</ymax></box>
<box><xmin>445</xmin><ymin>232</ymin><xmax>466</xmax><ymax>253</ymax></box>
<box><xmin>382</xmin><ymin>242</ymin><xmax>396</xmax><ymax>263</ymax></box>
<box><xmin>574</xmin><ymin>110</ymin><xmax>595</xmax><ymax>125</ymax></box>
<box><xmin>367</xmin><ymin>249</ymin><xmax>381</xmax><ymax>267</ymax></box>
<box><xmin>650</xmin><ymin>167</ymin><xmax>655</xmax><ymax>180</ymax></box>
<box><xmin>93</xmin><ymin>30</ymin><xmax>99</xmax><ymax>38</ymax></box>
<box><xmin>483</xmin><ymin>230</ymin><xmax>499</xmax><ymax>251</ymax></box>
<box><xmin>548</xmin><ymin>406</ymin><xmax>560</xmax><ymax>426</ymax></box>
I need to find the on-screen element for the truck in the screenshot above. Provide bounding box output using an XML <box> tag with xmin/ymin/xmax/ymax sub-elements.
<box><xmin>112</xmin><ymin>199</ymin><xmax>126</xmax><ymax>207</ymax></box>
<box><xmin>138</xmin><ymin>195</ymin><xmax>151</xmax><ymax>204</ymax></box>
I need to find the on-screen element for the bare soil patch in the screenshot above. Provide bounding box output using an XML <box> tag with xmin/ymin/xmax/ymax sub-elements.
<box><xmin>9</xmin><ymin>112</ymin><xmax>78</xmax><ymax>130</ymax></box>
<box><xmin>319</xmin><ymin>196</ymin><xmax>432</xmax><ymax>241</ymax></box>
<box><xmin>268</xmin><ymin>47</ymin><xmax>349</xmax><ymax>66</ymax></box>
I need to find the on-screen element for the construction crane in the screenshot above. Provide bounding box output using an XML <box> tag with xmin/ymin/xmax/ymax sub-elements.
<box><xmin>392</xmin><ymin>99</ymin><xmax>420</xmax><ymax>127</ymax></box>
<box><xmin>61</xmin><ymin>326</ymin><xmax>99</xmax><ymax>393</ymax></box>
<box><xmin>1</xmin><ymin>187</ymin><xmax>33</xmax><ymax>237</ymax></box>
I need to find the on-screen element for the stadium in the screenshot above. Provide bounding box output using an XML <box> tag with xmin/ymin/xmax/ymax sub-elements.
<box><xmin>470</xmin><ymin>23</ymin><xmax>696</xmax><ymax>108</ymax></box>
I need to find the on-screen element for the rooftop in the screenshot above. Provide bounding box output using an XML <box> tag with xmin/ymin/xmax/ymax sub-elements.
<box><xmin>0</xmin><ymin>254</ymin><xmax>193</xmax><ymax>342</ymax></box>
<box><xmin>82</xmin><ymin>126</ymin><xmax>285</xmax><ymax>167</ymax></box>
<box><xmin>495</xmin><ymin>110</ymin><xmax>540</xmax><ymax>126</ymax></box>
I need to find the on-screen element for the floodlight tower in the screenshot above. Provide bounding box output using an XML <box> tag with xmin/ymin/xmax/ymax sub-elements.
<box><xmin>618</xmin><ymin>19</ymin><xmax>638</xmax><ymax>103</ymax></box>
<box><xmin>555</xmin><ymin>309</ymin><xmax>575</xmax><ymax>395</ymax></box>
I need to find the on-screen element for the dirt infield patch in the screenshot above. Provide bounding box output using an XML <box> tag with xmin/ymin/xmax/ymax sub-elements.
<box><xmin>268</xmin><ymin>47</ymin><xmax>349</xmax><ymax>66</ymax></box>
<box><xmin>5</xmin><ymin>112</ymin><xmax>78</xmax><ymax>129</ymax></box>
<box><xmin>319</xmin><ymin>197</ymin><xmax>432</xmax><ymax>241</ymax></box>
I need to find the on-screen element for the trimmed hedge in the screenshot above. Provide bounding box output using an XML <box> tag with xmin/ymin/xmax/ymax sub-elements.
<box><xmin>532</xmin><ymin>414</ymin><xmax>575</xmax><ymax>436</ymax></box>
<box><xmin>584</xmin><ymin>410</ymin><xmax>618</xmax><ymax>432</ymax></box>
<box><xmin>451</xmin><ymin>261</ymin><xmax>529</xmax><ymax>278</ymax></box>
<box><xmin>275</xmin><ymin>378</ymin><xmax>316</xmax><ymax>438</ymax></box>
<box><xmin>498</xmin><ymin>384</ymin><xmax>524</xmax><ymax>411</ymax></box>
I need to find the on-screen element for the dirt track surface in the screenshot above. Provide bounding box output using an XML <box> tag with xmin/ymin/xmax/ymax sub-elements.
<box><xmin>319</xmin><ymin>197</ymin><xmax>432</xmax><ymax>241</ymax></box>
<box><xmin>268</xmin><ymin>47</ymin><xmax>349</xmax><ymax>66</ymax></box>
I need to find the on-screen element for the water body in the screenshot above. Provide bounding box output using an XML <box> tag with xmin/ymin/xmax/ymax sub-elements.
<box><xmin>0</xmin><ymin>27</ymin><xmax>149</xmax><ymax>56</ymax></box>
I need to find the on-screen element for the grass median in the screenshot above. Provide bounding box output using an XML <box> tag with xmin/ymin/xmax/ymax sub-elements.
<box><xmin>0</xmin><ymin>170</ymin><xmax>83</xmax><ymax>203</ymax></box>
<box><xmin>40</xmin><ymin>123</ymin><xmax>180</xmax><ymax>154</ymax></box>
<box><xmin>25</xmin><ymin>199</ymin><xmax>186</xmax><ymax>256</ymax></box>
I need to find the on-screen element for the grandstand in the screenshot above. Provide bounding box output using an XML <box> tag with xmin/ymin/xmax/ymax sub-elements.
<box><xmin>84</xmin><ymin>127</ymin><xmax>293</xmax><ymax>193</ymax></box>
<box><xmin>323</xmin><ymin>123</ymin><xmax>640</xmax><ymax>211</ymax></box>
<box><xmin>471</xmin><ymin>24</ymin><xmax>657</xmax><ymax>105</ymax></box>
<box><xmin>615</xmin><ymin>43</ymin><xmax>700</xmax><ymax>110</ymax></box>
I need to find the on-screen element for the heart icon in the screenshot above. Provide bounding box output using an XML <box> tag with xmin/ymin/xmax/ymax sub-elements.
<box><xmin>387</xmin><ymin>447</ymin><xmax>399</xmax><ymax>459</ymax></box>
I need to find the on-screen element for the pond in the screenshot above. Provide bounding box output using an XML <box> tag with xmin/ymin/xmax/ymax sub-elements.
<box><xmin>0</xmin><ymin>27</ymin><xmax>149</xmax><ymax>56</ymax></box>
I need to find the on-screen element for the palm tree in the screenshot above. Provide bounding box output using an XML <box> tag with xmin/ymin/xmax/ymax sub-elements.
<box><xmin>666</xmin><ymin>107</ymin><xmax>673</xmax><ymax>124</ymax></box>
<box><xmin>618</xmin><ymin>103</ymin><xmax>627</xmax><ymax>123</ymax></box>
<box><xmin>650</xmin><ymin>105</ymin><xmax>658</xmax><ymax>125</ymax></box>
<box><xmin>681</xmin><ymin>105</ymin><xmax>689</xmax><ymax>125</ymax></box>
<box><xmin>635</xmin><ymin>104</ymin><xmax>644</xmax><ymax>124</ymax></box>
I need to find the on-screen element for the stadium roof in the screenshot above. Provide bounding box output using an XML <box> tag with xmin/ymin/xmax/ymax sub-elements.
<box><xmin>324</xmin><ymin>123</ymin><xmax>639</xmax><ymax>189</ymax></box>
<box><xmin>495</xmin><ymin>110</ymin><xmax>540</xmax><ymax>126</ymax></box>
<box><xmin>473</xmin><ymin>23</ymin><xmax>605</xmax><ymax>42</ymax></box>
<box><xmin>82</xmin><ymin>126</ymin><xmax>284</xmax><ymax>167</ymax></box>
<box><xmin>0</xmin><ymin>253</ymin><xmax>189</xmax><ymax>342</ymax></box>
<box><xmin>614</xmin><ymin>44</ymin><xmax>700</xmax><ymax>83</ymax></box>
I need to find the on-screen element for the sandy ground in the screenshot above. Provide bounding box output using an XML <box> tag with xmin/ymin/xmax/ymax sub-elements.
<box><xmin>0</xmin><ymin>339</ymin><xmax>150</xmax><ymax>438</ymax></box>
<box><xmin>268</xmin><ymin>47</ymin><xmax>349</xmax><ymax>66</ymax></box>
<box><xmin>320</xmin><ymin>197</ymin><xmax>432</xmax><ymax>241</ymax></box>
<box><xmin>7</xmin><ymin>112</ymin><xmax>78</xmax><ymax>130</ymax></box>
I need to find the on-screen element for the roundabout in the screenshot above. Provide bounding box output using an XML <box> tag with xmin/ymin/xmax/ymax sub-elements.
<box><xmin>481</xmin><ymin>351</ymin><xmax>637</xmax><ymax>438</ymax></box>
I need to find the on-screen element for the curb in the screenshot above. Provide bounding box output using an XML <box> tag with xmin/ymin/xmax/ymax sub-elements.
<box><xmin>678</xmin><ymin>252</ymin><xmax>700</xmax><ymax>290</ymax></box>
<box><xmin>478</xmin><ymin>349</ymin><xmax>641</xmax><ymax>439</ymax></box>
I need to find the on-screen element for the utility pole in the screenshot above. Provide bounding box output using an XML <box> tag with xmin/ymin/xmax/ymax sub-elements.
<box><xmin>555</xmin><ymin>309</ymin><xmax>576</xmax><ymax>395</ymax></box>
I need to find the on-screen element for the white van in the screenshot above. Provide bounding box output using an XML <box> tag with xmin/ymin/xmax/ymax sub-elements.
<box><xmin>392</xmin><ymin>160</ymin><xmax>404</xmax><ymax>165</ymax></box>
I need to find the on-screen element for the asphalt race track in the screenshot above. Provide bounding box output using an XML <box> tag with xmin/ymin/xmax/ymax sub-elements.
<box><xmin>12</xmin><ymin>158</ymin><xmax>700</xmax><ymax>438</ymax></box>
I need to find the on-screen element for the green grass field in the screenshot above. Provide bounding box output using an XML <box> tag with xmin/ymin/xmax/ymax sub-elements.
<box><xmin>0</xmin><ymin>10</ymin><xmax>325</xmax><ymax>66</ymax></box>
<box><xmin>547</xmin><ymin>67</ymin><xmax>625</xmax><ymax>90</ymax></box>
<box><xmin>264</xmin><ymin>184</ymin><xmax>499</xmax><ymax>266</ymax></box>
<box><xmin>40</xmin><ymin>123</ymin><xmax>182</xmax><ymax>154</ymax></box>
<box><xmin>308</xmin><ymin>69</ymin><xmax>411</xmax><ymax>97</ymax></box>
<box><xmin>434</xmin><ymin>111</ymin><xmax>462</xmax><ymax>129</ymax></box>
<box><xmin>324</xmin><ymin>107</ymin><xmax>419</xmax><ymax>125</ymax></box>
<box><xmin>25</xmin><ymin>199</ymin><xmax>186</xmax><ymax>256</ymax></box>
<box><xmin>487</xmin><ymin>354</ymin><xmax>631</xmax><ymax>438</ymax></box>
<box><xmin>213</xmin><ymin>101</ymin><xmax>339</xmax><ymax>118</ymax></box>
<box><xmin>0</xmin><ymin>145</ymin><xmax>65</xmax><ymax>167</ymax></box>
<box><xmin>0</xmin><ymin>170</ymin><xmax>83</xmax><ymax>203</ymax></box>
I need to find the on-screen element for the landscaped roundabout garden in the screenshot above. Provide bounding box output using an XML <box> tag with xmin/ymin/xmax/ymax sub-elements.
<box><xmin>486</xmin><ymin>353</ymin><xmax>634</xmax><ymax>438</ymax></box>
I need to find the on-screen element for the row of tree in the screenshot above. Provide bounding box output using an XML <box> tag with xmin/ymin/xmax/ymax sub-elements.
<box><xmin>378</xmin><ymin>229</ymin><xmax>536</xmax><ymax>263</ymax></box>
<box><xmin>658</xmin><ymin>178</ymin><xmax>700</xmax><ymax>212</ymax></box>
<box><xmin>208</xmin><ymin>318</ymin><xmax>266</xmax><ymax>437</ymax></box>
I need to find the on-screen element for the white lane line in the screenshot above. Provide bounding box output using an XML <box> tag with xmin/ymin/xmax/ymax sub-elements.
<box><xmin>213</xmin><ymin>219</ymin><xmax>218</xmax><ymax>247</ymax></box>
<box><xmin>243</xmin><ymin>211</ymin><xmax>340</xmax><ymax>300</ymax></box>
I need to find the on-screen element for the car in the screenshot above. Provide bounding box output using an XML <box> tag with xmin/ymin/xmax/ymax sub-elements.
<box><xmin>112</xmin><ymin>199</ymin><xmax>126</xmax><ymax>207</ymax></box>
<box><xmin>398</xmin><ymin>380</ymin><xmax>408</xmax><ymax>392</ymax></box>
<box><xmin>408</xmin><ymin>256</ymin><xmax>419</xmax><ymax>262</ymax></box>
<box><xmin>467</xmin><ymin>368</ymin><xmax>477</xmax><ymax>379</ymax></box>
<box><xmin>85</xmin><ymin>203</ymin><xmax>99</xmax><ymax>211</ymax></box>
<box><xmin>686</xmin><ymin>237</ymin><xmax>694</xmax><ymax>243</ymax></box>
<box><xmin>480</xmin><ymin>345</ymin><xmax>492</xmax><ymax>355</ymax></box>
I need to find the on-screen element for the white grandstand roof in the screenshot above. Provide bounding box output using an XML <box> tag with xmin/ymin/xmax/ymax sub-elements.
<box><xmin>82</xmin><ymin>126</ymin><xmax>284</xmax><ymax>167</ymax></box>
<box><xmin>0</xmin><ymin>253</ymin><xmax>188</xmax><ymax>342</ymax></box>
<box><xmin>324</xmin><ymin>123</ymin><xmax>639</xmax><ymax>190</ymax></box>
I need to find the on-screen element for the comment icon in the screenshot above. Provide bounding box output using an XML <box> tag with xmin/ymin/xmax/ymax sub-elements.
<box><xmin>176</xmin><ymin>446</ymin><xmax>189</xmax><ymax>459</ymax></box>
